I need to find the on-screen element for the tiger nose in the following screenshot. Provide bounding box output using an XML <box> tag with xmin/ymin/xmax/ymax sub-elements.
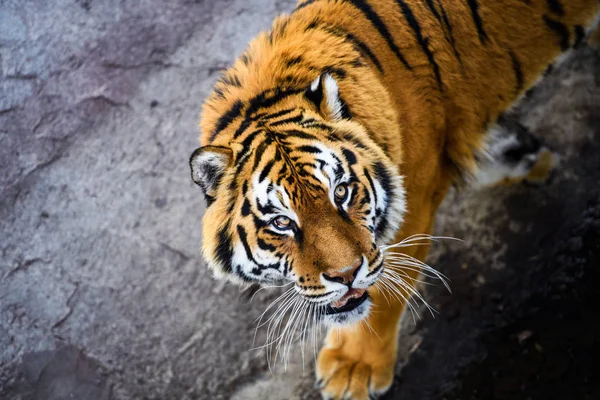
<box><xmin>322</xmin><ymin>258</ymin><xmax>363</xmax><ymax>285</ymax></box>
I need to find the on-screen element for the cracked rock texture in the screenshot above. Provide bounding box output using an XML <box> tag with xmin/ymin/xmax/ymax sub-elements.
<box><xmin>1</xmin><ymin>1</ymin><xmax>599</xmax><ymax>399</ymax></box>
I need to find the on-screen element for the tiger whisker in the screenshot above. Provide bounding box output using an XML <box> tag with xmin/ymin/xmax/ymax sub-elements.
<box><xmin>294</xmin><ymin>303</ymin><xmax>312</xmax><ymax>367</ymax></box>
<box><xmin>380</xmin><ymin>277</ymin><xmax>424</xmax><ymax>322</ymax></box>
<box><xmin>385</xmin><ymin>256</ymin><xmax>451</xmax><ymax>293</ymax></box>
<box><xmin>253</xmin><ymin>287</ymin><xmax>297</xmax><ymax>346</ymax></box>
<box><xmin>276</xmin><ymin>295</ymin><xmax>309</xmax><ymax>367</ymax></box>
<box><xmin>380</xmin><ymin>233</ymin><xmax>463</xmax><ymax>251</ymax></box>
<box><xmin>280</xmin><ymin>298</ymin><xmax>306</xmax><ymax>367</ymax></box>
<box><xmin>299</xmin><ymin>302</ymin><xmax>314</xmax><ymax>370</ymax></box>
<box><xmin>377</xmin><ymin>273</ymin><xmax>419</xmax><ymax>323</ymax></box>
<box><xmin>382</xmin><ymin>265</ymin><xmax>437</xmax><ymax>286</ymax></box>
<box><xmin>250</xmin><ymin>281</ymin><xmax>294</xmax><ymax>302</ymax></box>
<box><xmin>260</xmin><ymin>293</ymin><xmax>300</xmax><ymax>367</ymax></box>
<box><xmin>384</xmin><ymin>259</ymin><xmax>448</xmax><ymax>284</ymax></box>
<box><xmin>265</xmin><ymin>298</ymin><xmax>298</xmax><ymax>372</ymax></box>
<box><xmin>383</xmin><ymin>268</ymin><xmax>437</xmax><ymax>317</ymax></box>
<box><xmin>252</xmin><ymin>231</ymin><xmax>458</xmax><ymax>370</ymax></box>
<box><xmin>254</xmin><ymin>286</ymin><xmax>296</xmax><ymax>326</ymax></box>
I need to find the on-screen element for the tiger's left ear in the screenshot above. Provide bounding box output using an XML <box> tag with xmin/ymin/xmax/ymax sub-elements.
<box><xmin>189</xmin><ymin>145</ymin><xmax>233</xmax><ymax>201</ymax></box>
<box><xmin>305</xmin><ymin>73</ymin><xmax>351</xmax><ymax>121</ymax></box>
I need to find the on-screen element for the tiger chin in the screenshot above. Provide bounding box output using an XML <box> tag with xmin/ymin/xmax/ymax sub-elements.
<box><xmin>188</xmin><ymin>0</ymin><xmax>600</xmax><ymax>398</ymax></box>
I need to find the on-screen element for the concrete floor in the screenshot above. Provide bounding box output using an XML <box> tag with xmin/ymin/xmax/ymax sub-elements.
<box><xmin>1</xmin><ymin>1</ymin><xmax>599</xmax><ymax>399</ymax></box>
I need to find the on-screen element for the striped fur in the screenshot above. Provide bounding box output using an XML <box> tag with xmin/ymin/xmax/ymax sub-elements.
<box><xmin>190</xmin><ymin>1</ymin><xmax>600</xmax><ymax>398</ymax></box>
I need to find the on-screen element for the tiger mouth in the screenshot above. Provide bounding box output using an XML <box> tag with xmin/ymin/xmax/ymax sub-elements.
<box><xmin>324</xmin><ymin>288</ymin><xmax>369</xmax><ymax>315</ymax></box>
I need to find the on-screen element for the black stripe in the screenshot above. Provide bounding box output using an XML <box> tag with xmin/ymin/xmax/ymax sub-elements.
<box><xmin>295</xmin><ymin>0</ymin><xmax>318</xmax><ymax>12</ymax></box>
<box><xmin>342</xmin><ymin>133</ymin><xmax>368</xmax><ymax>149</ymax></box>
<box><xmin>394</xmin><ymin>0</ymin><xmax>443</xmax><ymax>89</ymax></box>
<box><xmin>284</xmin><ymin>129</ymin><xmax>321</xmax><ymax>141</ymax></box>
<box><xmin>295</xmin><ymin>227</ymin><xmax>304</xmax><ymax>247</ymax></box>
<box><xmin>261</xmin><ymin>108</ymin><xmax>296</xmax><ymax>121</ymax></box>
<box><xmin>259</xmin><ymin>160</ymin><xmax>275</xmax><ymax>182</ymax></box>
<box><xmin>436</xmin><ymin>0</ymin><xmax>463</xmax><ymax>67</ymax></box>
<box><xmin>233</xmin><ymin>119</ymin><xmax>251</xmax><ymax>139</ymax></box>
<box><xmin>342</xmin><ymin>148</ymin><xmax>357</xmax><ymax>165</ymax></box>
<box><xmin>424</xmin><ymin>0</ymin><xmax>442</xmax><ymax>23</ymax></box>
<box><xmin>213</xmin><ymin>87</ymin><xmax>225</xmax><ymax>99</ymax></box>
<box><xmin>297</xmin><ymin>145</ymin><xmax>322</xmax><ymax>154</ymax></box>
<box><xmin>215</xmin><ymin>225</ymin><xmax>234</xmax><ymax>273</ymax></box>
<box><xmin>546</xmin><ymin>0</ymin><xmax>564</xmax><ymax>16</ymax></box>
<box><xmin>217</xmin><ymin>87</ymin><xmax>303</xmax><ymax>143</ymax></box>
<box><xmin>508</xmin><ymin>50</ymin><xmax>524</xmax><ymax>94</ymax></box>
<box><xmin>543</xmin><ymin>15</ymin><xmax>570</xmax><ymax>50</ymax></box>
<box><xmin>210</xmin><ymin>100</ymin><xmax>243</xmax><ymax>142</ymax></box>
<box><xmin>344</xmin><ymin>0</ymin><xmax>412</xmax><ymax>70</ymax></box>
<box><xmin>345</xmin><ymin>32</ymin><xmax>384</xmax><ymax>73</ymax></box>
<box><xmin>269</xmin><ymin>114</ymin><xmax>304</xmax><ymax>127</ymax></box>
<box><xmin>324</xmin><ymin>66</ymin><xmax>347</xmax><ymax>79</ymax></box>
<box><xmin>252</xmin><ymin>140</ymin><xmax>272</xmax><ymax>171</ymax></box>
<box><xmin>237</xmin><ymin>225</ymin><xmax>256</xmax><ymax>262</ymax></box>
<box><xmin>241</xmin><ymin>198</ymin><xmax>251</xmax><ymax>216</ymax></box>
<box><xmin>239</xmin><ymin>130</ymin><xmax>261</xmax><ymax>155</ymax></box>
<box><xmin>252</xmin><ymin>214</ymin><xmax>268</xmax><ymax>229</ymax></box>
<box><xmin>256</xmin><ymin>199</ymin><xmax>278</xmax><ymax>216</ymax></box>
<box><xmin>246</xmin><ymin>88</ymin><xmax>304</xmax><ymax>117</ymax></box>
<box><xmin>574</xmin><ymin>25</ymin><xmax>585</xmax><ymax>48</ymax></box>
<box><xmin>311</xmin><ymin>22</ymin><xmax>384</xmax><ymax>73</ymax></box>
<box><xmin>373</xmin><ymin>162</ymin><xmax>391</xmax><ymax>237</ymax></box>
<box><xmin>466</xmin><ymin>0</ymin><xmax>489</xmax><ymax>44</ymax></box>
<box><xmin>257</xmin><ymin>238</ymin><xmax>277</xmax><ymax>252</ymax></box>
<box><xmin>363</xmin><ymin>168</ymin><xmax>378</xmax><ymax>207</ymax></box>
<box><xmin>300</xmin><ymin>119</ymin><xmax>331</xmax><ymax>130</ymax></box>
<box><xmin>285</xmin><ymin>55</ymin><xmax>304</xmax><ymax>67</ymax></box>
<box><xmin>233</xmin><ymin>153</ymin><xmax>251</xmax><ymax>182</ymax></box>
<box><xmin>240</xmin><ymin>53</ymin><xmax>251</xmax><ymax>65</ymax></box>
<box><xmin>220</xmin><ymin>74</ymin><xmax>241</xmax><ymax>87</ymax></box>
<box><xmin>365</xmin><ymin>260</ymin><xmax>384</xmax><ymax>277</ymax></box>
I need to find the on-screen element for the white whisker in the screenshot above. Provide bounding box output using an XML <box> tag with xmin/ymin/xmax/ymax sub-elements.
<box><xmin>250</xmin><ymin>281</ymin><xmax>294</xmax><ymax>302</ymax></box>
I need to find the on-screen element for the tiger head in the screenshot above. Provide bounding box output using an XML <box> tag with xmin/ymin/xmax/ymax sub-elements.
<box><xmin>190</xmin><ymin>72</ymin><xmax>405</xmax><ymax>325</ymax></box>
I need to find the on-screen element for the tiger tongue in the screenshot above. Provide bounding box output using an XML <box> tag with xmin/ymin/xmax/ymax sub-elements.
<box><xmin>331</xmin><ymin>288</ymin><xmax>366</xmax><ymax>309</ymax></box>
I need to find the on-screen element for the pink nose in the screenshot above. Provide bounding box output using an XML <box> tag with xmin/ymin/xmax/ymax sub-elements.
<box><xmin>322</xmin><ymin>258</ymin><xmax>362</xmax><ymax>285</ymax></box>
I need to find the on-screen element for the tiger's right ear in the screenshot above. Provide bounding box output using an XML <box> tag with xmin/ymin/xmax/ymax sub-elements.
<box><xmin>189</xmin><ymin>145</ymin><xmax>233</xmax><ymax>201</ymax></box>
<box><xmin>305</xmin><ymin>73</ymin><xmax>350</xmax><ymax>121</ymax></box>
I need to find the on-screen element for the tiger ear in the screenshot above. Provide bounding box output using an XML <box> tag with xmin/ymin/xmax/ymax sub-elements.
<box><xmin>305</xmin><ymin>73</ymin><xmax>351</xmax><ymax>121</ymax></box>
<box><xmin>189</xmin><ymin>145</ymin><xmax>233</xmax><ymax>201</ymax></box>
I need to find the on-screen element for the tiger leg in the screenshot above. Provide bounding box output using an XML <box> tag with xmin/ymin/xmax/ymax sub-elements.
<box><xmin>316</xmin><ymin>244</ymin><xmax>432</xmax><ymax>400</ymax></box>
<box><xmin>473</xmin><ymin>116</ymin><xmax>560</xmax><ymax>188</ymax></box>
<box><xmin>317</xmin><ymin>185</ymin><xmax>443</xmax><ymax>400</ymax></box>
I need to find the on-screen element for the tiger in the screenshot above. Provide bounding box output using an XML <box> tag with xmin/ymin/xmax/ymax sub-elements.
<box><xmin>188</xmin><ymin>0</ymin><xmax>600</xmax><ymax>398</ymax></box>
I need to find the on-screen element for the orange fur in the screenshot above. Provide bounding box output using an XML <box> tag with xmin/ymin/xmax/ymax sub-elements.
<box><xmin>192</xmin><ymin>1</ymin><xmax>600</xmax><ymax>398</ymax></box>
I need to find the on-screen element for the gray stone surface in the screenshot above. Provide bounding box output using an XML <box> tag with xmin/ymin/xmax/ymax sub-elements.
<box><xmin>1</xmin><ymin>1</ymin><xmax>599</xmax><ymax>399</ymax></box>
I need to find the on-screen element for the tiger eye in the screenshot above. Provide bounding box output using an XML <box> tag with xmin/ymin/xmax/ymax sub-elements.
<box><xmin>273</xmin><ymin>215</ymin><xmax>292</xmax><ymax>229</ymax></box>
<box><xmin>334</xmin><ymin>184</ymin><xmax>348</xmax><ymax>201</ymax></box>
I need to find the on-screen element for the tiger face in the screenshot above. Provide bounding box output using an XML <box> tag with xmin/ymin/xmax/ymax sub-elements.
<box><xmin>190</xmin><ymin>74</ymin><xmax>405</xmax><ymax>325</ymax></box>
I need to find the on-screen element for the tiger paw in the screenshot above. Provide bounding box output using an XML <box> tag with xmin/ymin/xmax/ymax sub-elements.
<box><xmin>316</xmin><ymin>328</ymin><xmax>396</xmax><ymax>400</ymax></box>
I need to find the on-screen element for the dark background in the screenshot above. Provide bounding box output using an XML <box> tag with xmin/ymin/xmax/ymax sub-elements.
<box><xmin>1</xmin><ymin>1</ymin><xmax>599</xmax><ymax>399</ymax></box>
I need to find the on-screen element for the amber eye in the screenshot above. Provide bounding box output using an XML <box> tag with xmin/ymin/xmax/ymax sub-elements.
<box><xmin>334</xmin><ymin>184</ymin><xmax>349</xmax><ymax>203</ymax></box>
<box><xmin>272</xmin><ymin>215</ymin><xmax>293</xmax><ymax>230</ymax></box>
